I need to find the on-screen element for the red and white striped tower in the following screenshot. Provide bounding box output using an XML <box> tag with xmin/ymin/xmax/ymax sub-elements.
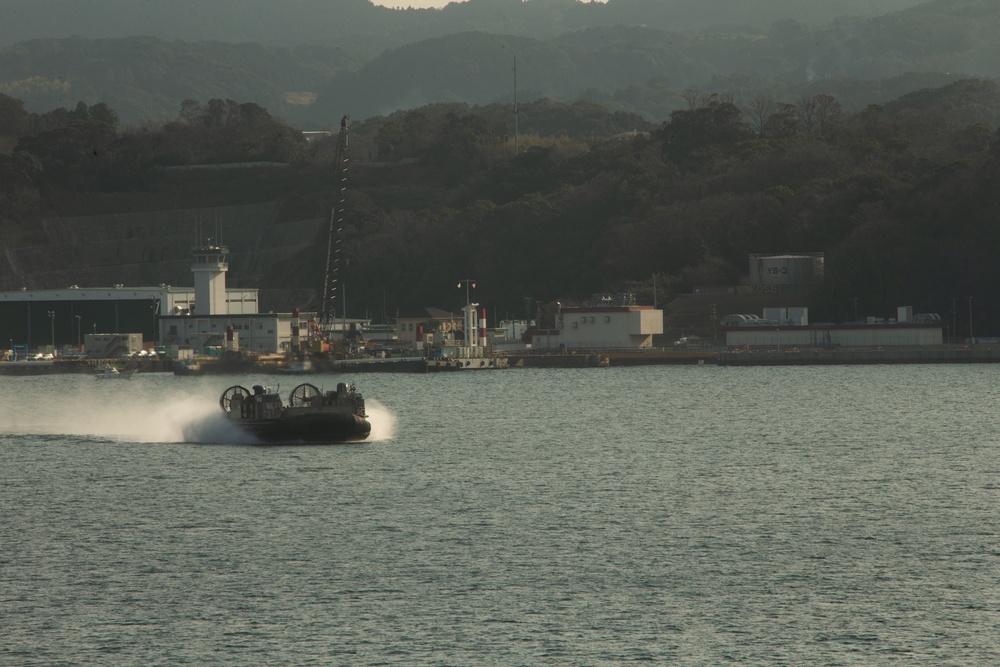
<box><xmin>479</xmin><ymin>307</ymin><xmax>487</xmax><ymax>349</ymax></box>
<box><xmin>457</xmin><ymin>278</ymin><xmax>477</xmax><ymax>354</ymax></box>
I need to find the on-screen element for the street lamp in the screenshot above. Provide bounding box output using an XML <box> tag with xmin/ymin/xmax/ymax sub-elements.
<box><xmin>150</xmin><ymin>296</ymin><xmax>158</xmax><ymax>346</ymax></box>
<box><xmin>75</xmin><ymin>315</ymin><xmax>82</xmax><ymax>351</ymax></box>
<box><xmin>951</xmin><ymin>297</ymin><xmax>957</xmax><ymax>345</ymax></box>
<box><xmin>47</xmin><ymin>310</ymin><xmax>55</xmax><ymax>356</ymax></box>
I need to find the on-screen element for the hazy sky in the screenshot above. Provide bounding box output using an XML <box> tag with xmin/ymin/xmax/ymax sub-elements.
<box><xmin>371</xmin><ymin>0</ymin><xmax>606</xmax><ymax>8</ymax></box>
<box><xmin>370</xmin><ymin>0</ymin><xmax>467</xmax><ymax>7</ymax></box>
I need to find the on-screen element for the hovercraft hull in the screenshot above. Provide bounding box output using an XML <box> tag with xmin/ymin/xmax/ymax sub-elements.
<box><xmin>220</xmin><ymin>382</ymin><xmax>373</xmax><ymax>445</ymax></box>
<box><xmin>238</xmin><ymin>412</ymin><xmax>371</xmax><ymax>444</ymax></box>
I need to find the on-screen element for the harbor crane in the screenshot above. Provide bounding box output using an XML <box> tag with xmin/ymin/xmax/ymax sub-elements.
<box><xmin>316</xmin><ymin>114</ymin><xmax>350</xmax><ymax>343</ymax></box>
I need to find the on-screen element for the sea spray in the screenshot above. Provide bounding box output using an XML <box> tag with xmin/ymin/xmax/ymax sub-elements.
<box><xmin>0</xmin><ymin>376</ymin><xmax>245</xmax><ymax>442</ymax></box>
<box><xmin>1</xmin><ymin>374</ymin><xmax>394</xmax><ymax>444</ymax></box>
<box><xmin>364</xmin><ymin>399</ymin><xmax>397</xmax><ymax>441</ymax></box>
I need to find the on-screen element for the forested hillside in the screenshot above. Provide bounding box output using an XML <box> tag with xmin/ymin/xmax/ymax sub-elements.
<box><xmin>2</xmin><ymin>80</ymin><xmax>999</xmax><ymax>334</ymax></box>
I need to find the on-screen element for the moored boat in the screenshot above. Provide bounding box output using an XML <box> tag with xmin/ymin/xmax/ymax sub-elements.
<box><xmin>95</xmin><ymin>365</ymin><xmax>135</xmax><ymax>379</ymax></box>
<box><xmin>220</xmin><ymin>381</ymin><xmax>371</xmax><ymax>443</ymax></box>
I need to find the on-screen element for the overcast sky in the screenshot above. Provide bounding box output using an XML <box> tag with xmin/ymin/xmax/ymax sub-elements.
<box><xmin>370</xmin><ymin>0</ymin><xmax>466</xmax><ymax>7</ymax></box>
<box><xmin>371</xmin><ymin>0</ymin><xmax>607</xmax><ymax>8</ymax></box>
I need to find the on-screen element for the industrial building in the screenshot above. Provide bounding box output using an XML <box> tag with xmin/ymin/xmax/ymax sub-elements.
<box><xmin>0</xmin><ymin>282</ymin><xmax>253</xmax><ymax>356</ymax></box>
<box><xmin>154</xmin><ymin>243</ymin><xmax>281</xmax><ymax>353</ymax></box>
<box><xmin>2</xmin><ymin>243</ymin><xmax>308</xmax><ymax>357</ymax></box>
<box><xmin>530</xmin><ymin>294</ymin><xmax>663</xmax><ymax>351</ymax></box>
<box><xmin>748</xmin><ymin>253</ymin><xmax>825</xmax><ymax>287</ymax></box>
<box><xmin>723</xmin><ymin>306</ymin><xmax>944</xmax><ymax>348</ymax></box>
<box><xmin>395</xmin><ymin>308</ymin><xmax>463</xmax><ymax>345</ymax></box>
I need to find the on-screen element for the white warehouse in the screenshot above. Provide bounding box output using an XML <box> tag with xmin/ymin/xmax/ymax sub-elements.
<box><xmin>532</xmin><ymin>304</ymin><xmax>663</xmax><ymax>350</ymax></box>
<box><xmin>725</xmin><ymin>323</ymin><xmax>943</xmax><ymax>348</ymax></box>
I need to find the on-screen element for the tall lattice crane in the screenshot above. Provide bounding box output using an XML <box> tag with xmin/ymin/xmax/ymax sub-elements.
<box><xmin>319</xmin><ymin>114</ymin><xmax>350</xmax><ymax>336</ymax></box>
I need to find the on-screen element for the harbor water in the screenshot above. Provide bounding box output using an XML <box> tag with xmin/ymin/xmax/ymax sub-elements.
<box><xmin>2</xmin><ymin>366</ymin><xmax>998</xmax><ymax>665</ymax></box>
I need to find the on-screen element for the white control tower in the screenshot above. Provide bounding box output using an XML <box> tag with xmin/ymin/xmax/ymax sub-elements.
<box><xmin>191</xmin><ymin>243</ymin><xmax>229</xmax><ymax>315</ymax></box>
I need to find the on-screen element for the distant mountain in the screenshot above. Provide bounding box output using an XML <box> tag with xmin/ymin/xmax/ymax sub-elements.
<box><xmin>1</xmin><ymin>0</ymin><xmax>996</xmax><ymax>128</ymax></box>
<box><xmin>0</xmin><ymin>0</ymin><xmax>928</xmax><ymax>50</ymax></box>
<box><xmin>312</xmin><ymin>0</ymin><xmax>1000</xmax><ymax>123</ymax></box>
<box><xmin>604</xmin><ymin>0</ymin><xmax>928</xmax><ymax>31</ymax></box>
<box><xmin>800</xmin><ymin>0</ymin><xmax>1000</xmax><ymax>79</ymax></box>
<box><xmin>0</xmin><ymin>38</ymin><xmax>361</xmax><ymax>126</ymax></box>
<box><xmin>0</xmin><ymin>0</ymin><xmax>396</xmax><ymax>51</ymax></box>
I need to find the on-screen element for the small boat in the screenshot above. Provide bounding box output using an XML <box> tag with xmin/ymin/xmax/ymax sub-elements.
<box><xmin>95</xmin><ymin>366</ymin><xmax>135</xmax><ymax>379</ymax></box>
<box><xmin>219</xmin><ymin>382</ymin><xmax>371</xmax><ymax>443</ymax></box>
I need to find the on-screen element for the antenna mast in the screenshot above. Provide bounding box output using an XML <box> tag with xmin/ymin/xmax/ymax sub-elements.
<box><xmin>513</xmin><ymin>55</ymin><xmax>519</xmax><ymax>155</ymax></box>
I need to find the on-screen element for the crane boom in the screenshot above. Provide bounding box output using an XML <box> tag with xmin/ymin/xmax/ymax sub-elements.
<box><xmin>320</xmin><ymin>114</ymin><xmax>350</xmax><ymax>330</ymax></box>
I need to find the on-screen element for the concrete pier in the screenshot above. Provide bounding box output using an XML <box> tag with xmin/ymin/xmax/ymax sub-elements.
<box><xmin>717</xmin><ymin>346</ymin><xmax>1000</xmax><ymax>366</ymax></box>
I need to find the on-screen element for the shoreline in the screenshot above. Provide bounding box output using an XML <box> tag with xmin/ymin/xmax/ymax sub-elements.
<box><xmin>4</xmin><ymin>345</ymin><xmax>1000</xmax><ymax>375</ymax></box>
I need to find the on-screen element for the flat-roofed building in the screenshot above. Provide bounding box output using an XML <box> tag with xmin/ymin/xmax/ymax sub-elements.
<box><xmin>532</xmin><ymin>303</ymin><xmax>664</xmax><ymax>350</ymax></box>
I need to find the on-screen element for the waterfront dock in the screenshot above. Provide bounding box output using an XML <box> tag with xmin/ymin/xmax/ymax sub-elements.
<box><xmin>716</xmin><ymin>345</ymin><xmax>1000</xmax><ymax>365</ymax></box>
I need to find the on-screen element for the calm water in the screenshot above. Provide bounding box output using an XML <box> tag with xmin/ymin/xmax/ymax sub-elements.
<box><xmin>1</xmin><ymin>365</ymin><xmax>998</xmax><ymax>666</ymax></box>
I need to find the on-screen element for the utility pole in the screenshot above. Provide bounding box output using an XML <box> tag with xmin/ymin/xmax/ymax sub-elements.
<box><xmin>966</xmin><ymin>296</ymin><xmax>974</xmax><ymax>342</ymax></box>
<box><xmin>951</xmin><ymin>298</ymin><xmax>957</xmax><ymax>345</ymax></box>
<box><xmin>48</xmin><ymin>310</ymin><xmax>55</xmax><ymax>356</ymax></box>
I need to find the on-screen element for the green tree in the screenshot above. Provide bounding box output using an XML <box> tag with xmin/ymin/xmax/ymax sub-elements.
<box><xmin>0</xmin><ymin>94</ymin><xmax>31</xmax><ymax>149</ymax></box>
<box><xmin>656</xmin><ymin>96</ymin><xmax>752</xmax><ymax>167</ymax></box>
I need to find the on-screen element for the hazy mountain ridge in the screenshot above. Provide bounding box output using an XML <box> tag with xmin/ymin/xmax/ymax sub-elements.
<box><xmin>317</xmin><ymin>0</ymin><xmax>1000</xmax><ymax>124</ymax></box>
<box><xmin>0</xmin><ymin>38</ymin><xmax>361</xmax><ymax>127</ymax></box>
<box><xmin>0</xmin><ymin>0</ymin><xmax>928</xmax><ymax>49</ymax></box>
<box><xmin>1</xmin><ymin>0</ymin><xmax>996</xmax><ymax>128</ymax></box>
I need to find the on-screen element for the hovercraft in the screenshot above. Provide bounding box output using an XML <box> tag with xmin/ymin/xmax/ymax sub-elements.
<box><xmin>219</xmin><ymin>382</ymin><xmax>371</xmax><ymax>443</ymax></box>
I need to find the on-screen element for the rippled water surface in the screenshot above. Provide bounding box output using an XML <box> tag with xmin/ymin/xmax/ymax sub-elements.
<box><xmin>2</xmin><ymin>366</ymin><xmax>999</xmax><ymax>665</ymax></box>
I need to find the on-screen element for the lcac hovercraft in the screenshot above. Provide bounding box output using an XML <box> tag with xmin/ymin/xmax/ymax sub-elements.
<box><xmin>219</xmin><ymin>382</ymin><xmax>371</xmax><ymax>443</ymax></box>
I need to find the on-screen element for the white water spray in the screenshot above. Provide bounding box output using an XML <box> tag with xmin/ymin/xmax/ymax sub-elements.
<box><xmin>364</xmin><ymin>398</ymin><xmax>397</xmax><ymax>441</ymax></box>
<box><xmin>1</xmin><ymin>376</ymin><xmax>396</xmax><ymax>445</ymax></box>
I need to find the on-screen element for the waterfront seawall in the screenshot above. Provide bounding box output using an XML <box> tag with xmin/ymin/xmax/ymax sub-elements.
<box><xmin>717</xmin><ymin>346</ymin><xmax>1000</xmax><ymax>366</ymax></box>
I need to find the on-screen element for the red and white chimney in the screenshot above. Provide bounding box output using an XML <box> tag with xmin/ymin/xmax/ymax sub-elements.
<box><xmin>479</xmin><ymin>307</ymin><xmax>487</xmax><ymax>349</ymax></box>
